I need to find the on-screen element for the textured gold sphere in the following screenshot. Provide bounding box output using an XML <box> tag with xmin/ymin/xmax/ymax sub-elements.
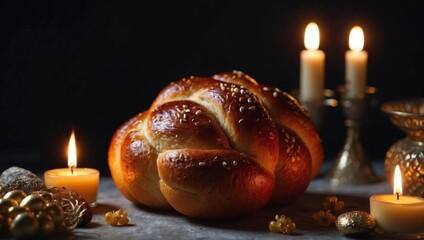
<box><xmin>336</xmin><ymin>211</ymin><xmax>376</xmax><ymax>235</ymax></box>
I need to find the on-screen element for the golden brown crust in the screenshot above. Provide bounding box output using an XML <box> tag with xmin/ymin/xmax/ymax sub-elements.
<box><xmin>268</xmin><ymin>126</ymin><xmax>312</xmax><ymax>206</ymax></box>
<box><xmin>108</xmin><ymin>71</ymin><xmax>323</xmax><ymax>219</ymax></box>
<box><xmin>120</xmin><ymin>128</ymin><xmax>170</xmax><ymax>209</ymax></box>
<box><xmin>108</xmin><ymin>112</ymin><xmax>172</xmax><ymax>208</ymax></box>
<box><xmin>158</xmin><ymin>149</ymin><xmax>274</xmax><ymax>219</ymax></box>
<box><xmin>147</xmin><ymin>100</ymin><xmax>230</xmax><ymax>151</ymax></box>
<box><xmin>151</xmin><ymin>76</ymin><xmax>279</xmax><ymax>172</ymax></box>
<box><xmin>108</xmin><ymin>115</ymin><xmax>142</xmax><ymax>204</ymax></box>
<box><xmin>212</xmin><ymin>71</ymin><xmax>323</xmax><ymax>179</ymax></box>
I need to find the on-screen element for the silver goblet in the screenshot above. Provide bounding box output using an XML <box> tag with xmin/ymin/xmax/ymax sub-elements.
<box><xmin>326</xmin><ymin>86</ymin><xmax>381</xmax><ymax>185</ymax></box>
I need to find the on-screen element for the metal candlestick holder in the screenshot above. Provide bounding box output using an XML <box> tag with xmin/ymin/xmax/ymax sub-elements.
<box><xmin>290</xmin><ymin>89</ymin><xmax>338</xmax><ymax>132</ymax></box>
<box><xmin>326</xmin><ymin>86</ymin><xmax>381</xmax><ymax>185</ymax></box>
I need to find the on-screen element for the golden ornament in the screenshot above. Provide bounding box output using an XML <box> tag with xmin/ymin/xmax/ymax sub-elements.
<box><xmin>336</xmin><ymin>210</ymin><xmax>376</xmax><ymax>235</ymax></box>
<box><xmin>0</xmin><ymin>198</ymin><xmax>18</xmax><ymax>215</ymax></box>
<box><xmin>10</xmin><ymin>212</ymin><xmax>39</xmax><ymax>240</ymax></box>
<box><xmin>45</xmin><ymin>202</ymin><xmax>65</xmax><ymax>227</ymax></box>
<box><xmin>3</xmin><ymin>190</ymin><xmax>27</xmax><ymax>204</ymax></box>
<box><xmin>7</xmin><ymin>205</ymin><xmax>26</xmax><ymax>219</ymax></box>
<box><xmin>36</xmin><ymin>212</ymin><xmax>55</xmax><ymax>236</ymax></box>
<box><xmin>19</xmin><ymin>194</ymin><xmax>46</xmax><ymax>212</ymax></box>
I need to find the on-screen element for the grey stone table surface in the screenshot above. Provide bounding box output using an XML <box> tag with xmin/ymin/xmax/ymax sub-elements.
<box><xmin>51</xmin><ymin>162</ymin><xmax>392</xmax><ymax>240</ymax></box>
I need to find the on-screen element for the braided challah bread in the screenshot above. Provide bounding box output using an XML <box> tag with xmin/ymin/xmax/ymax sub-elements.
<box><xmin>108</xmin><ymin>71</ymin><xmax>323</xmax><ymax>219</ymax></box>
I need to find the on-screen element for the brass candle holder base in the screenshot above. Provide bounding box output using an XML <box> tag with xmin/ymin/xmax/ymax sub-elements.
<box><xmin>290</xmin><ymin>89</ymin><xmax>338</xmax><ymax>131</ymax></box>
<box><xmin>326</xmin><ymin>86</ymin><xmax>382</xmax><ymax>185</ymax></box>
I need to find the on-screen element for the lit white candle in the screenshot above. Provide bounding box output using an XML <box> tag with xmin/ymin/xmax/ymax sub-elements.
<box><xmin>345</xmin><ymin>26</ymin><xmax>368</xmax><ymax>98</ymax></box>
<box><xmin>370</xmin><ymin>165</ymin><xmax>424</xmax><ymax>234</ymax></box>
<box><xmin>300</xmin><ymin>22</ymin><xmax>325</xmax><ymax>102</ymax></box>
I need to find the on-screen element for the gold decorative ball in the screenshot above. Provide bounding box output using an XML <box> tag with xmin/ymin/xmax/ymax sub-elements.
<box><xmin>0</xmin><ymin>198</ymin><xmax>18</xmax><ymax>215</ymax></box>
<box><xmin>20</xmin><ymin>194</ymin><xmax>46</xmax><ymax>212</ymax></box>
<box><xmin>3</xmin><ymin>190</ymin><xmax>28</xmax><ymax>204</ymax></box>
<box><xmin>336</xmin><ymin>211</ymin><xmax>376</xmax><ymax>235</ymax></box>
<box><xmin>10</xmin><ymin>212</ymin><xmax>39</xmax><ymax>240</ymax></box>
<box><xmin>45</xmin><ymin>202</ymin><xmax>64</xmax><ymax>227</ymax></box>
<box><xmin>7</xmin><ymin>205</ymin><xmax>26</xmax><ymax>219</ymax></box>
<box><xmin>36</xmin><ymin>212</ymin><xmax>55</xmax><ymax>236</ymax></box>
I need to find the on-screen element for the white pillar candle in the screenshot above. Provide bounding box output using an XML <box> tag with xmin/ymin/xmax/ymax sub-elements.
<box><xmin>345</xmin><ymin>26</ymin><xmax>368</xmax><ymax>98</ymax></box>
<box><xmin>300</xmin><ymin>22</ymin><xmax>325</xmax><ymax>102</ymax></box>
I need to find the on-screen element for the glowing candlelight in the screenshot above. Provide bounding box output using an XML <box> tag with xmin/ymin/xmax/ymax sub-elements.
<box><xmin>300</xmin><ymin>22</ymin><xmax>325</xmax><ymax>102</ymax></box>
<box><xmin>393</xmin><ymin>165</ymin><xmax>402</xmax><ymax>199</ymax></box>
<box><xmin>68</xmin><ymin>130</ymin><xmax>77</xmax><ymax>174</ymax></box>
<box><xmin>370</xmin><ymin>165</ymin><xmax>424</xmax><ymax>234</ymax></box>
<box><xmin>345</xmin><ymin>26</ymin><xmax>368</xmax><ymax>98</ymax></box>
<box><xmin>44</xmin><ymin>130</ymin><xmax>100</xmax><ymax>207</ymax></box>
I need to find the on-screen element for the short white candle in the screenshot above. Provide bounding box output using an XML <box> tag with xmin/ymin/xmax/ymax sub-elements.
<box><xmin>345</xmin><ymin>26</ymin><xmax>368</xmax><ymax>98</ymax></box>
<box><xmin>370</xmin><ymin>166</ymin><xmax>424</xmax><ymax>234</ymax></box>
<box><xmin>300</xmin><ymin>22</ymin><xmax>325</xmax><ymax>102</ymax></box>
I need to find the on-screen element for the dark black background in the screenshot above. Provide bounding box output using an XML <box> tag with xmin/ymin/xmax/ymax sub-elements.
<box><xmin>1</xmin><ymin>0</ymin><xmax>423</xmax><ymax>175</ymax></box>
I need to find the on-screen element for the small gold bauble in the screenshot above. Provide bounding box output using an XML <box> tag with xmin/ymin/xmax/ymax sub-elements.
<box><xmin>10</xmin><ymin>212</ymin><xmax>39</xmax><ymax>240</ymax></box>
<box><xmin>3</xmin><ymin>190</ymin><xmax>28</xmax><ymax>205</ymax></box>
<box><xmin>36</xmin><ymin>212</ymin><xmax>55</xmax><ymax>235</ymax></box>
<box><xmin>0</xmin><ymin>198</ymin><xmax>18</xmax><ymax>215</ymax></box>
<box><xmin>7</xmin><ymin>205</ymin><xmax>26</xmax><ymax>219</ymax></box>
<box><xmin>20</xmin><ymin>194</ymin><xmax>46</xmax><ymax>212</ymax></box>
<box><xmin>45</xmin><ymin>202</ymin><xmax>65</xmax><ymax>227</ymax></box>
<box><xmin>336</xmin><ymin>211</ymin><xmax>376</xmax><ymax>235</ymax></box>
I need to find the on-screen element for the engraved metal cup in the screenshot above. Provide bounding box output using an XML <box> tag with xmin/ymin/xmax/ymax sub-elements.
<box><xmin>326</xmin><ymin>86</ymin><xmax>381</xmax><ymax>185</ymax></box>
<box><xmin>381</xmin><ymin>98</ymin><xmax>424</xmax><ymax>197</ymax></box>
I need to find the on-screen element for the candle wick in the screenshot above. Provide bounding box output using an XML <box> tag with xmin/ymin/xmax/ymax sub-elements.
<box><xmin>396</xmin><ymin>192</ymin><xmax>399</xmax><ymax>200</ymax></box>
<box><xmin>71</xmin><ymin>166</ymin><xmax>74</xmax><ymax>175</ymax></box>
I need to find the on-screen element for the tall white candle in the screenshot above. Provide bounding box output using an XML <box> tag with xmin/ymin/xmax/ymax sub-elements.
<box><xmin>345</xmin><ymin>26</ymin><xmax>368</xmax><ymax>98</ymax></box>
<box><xmin>300</xmin><ymin>22</ymin><xmax>325</xmax><ymax>102</ymax></box>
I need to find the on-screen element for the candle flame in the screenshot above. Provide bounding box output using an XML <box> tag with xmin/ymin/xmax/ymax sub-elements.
<box><xmin>68</xmin><ymin>130</ymin><xmax>77</xmax><ymax>170</ymax></box>
<box><xmin>349</xmin><ymin>26</ymin><xmax>364</xmax><ymax>51</ymax></box>
<box><xmin>393</xmin><ymin>165</ymin><xmax>403</xmax><ymax>197</ymax></box>
<box><xmin>304</xmin><ymin>22</ymin><xmax>320</xmax><ymax>50</ymax></box>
